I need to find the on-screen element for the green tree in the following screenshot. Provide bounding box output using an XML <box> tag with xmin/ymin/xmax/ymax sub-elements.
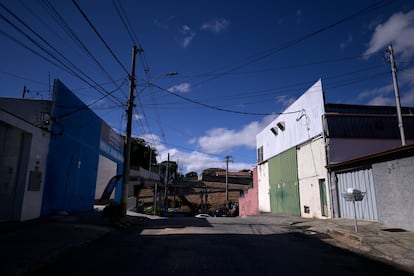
<box><xmin>130</xmin><ymin>137</ymin><xmax>158</xmax><ymax>170</ymax></box>
<box><xmin>185</xmin><ymin>171</ymin><xmax>198</xmax><ymax>178</ymax></box>
<box><xmin>160</xmin><ymin>160</ymin><xmax>178</xmax><ymax>175</ymax></box>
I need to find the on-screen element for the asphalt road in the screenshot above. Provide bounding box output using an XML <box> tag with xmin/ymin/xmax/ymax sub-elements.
<box><xmin>38</xmin><ymin>216</ymin><xmax>411</xmax><ymax>276</ymax></box>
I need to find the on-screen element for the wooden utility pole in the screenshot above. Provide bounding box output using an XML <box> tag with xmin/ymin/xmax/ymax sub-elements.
<box><xmin>225</xmin><ymin>155</ymin><xmax>232</xmax><ymax>202</ymax></box>
<box><xmin>163</xmin><ymin>153</ymin><xmax>170</xmax><ymax>216</ymax></box>
<box><xmin>121</xmin><ymin>45</ymin><xmax>138</xmax><ymax>216</ymax></box>
<box><xmin>387</xmin><ymin>45</ymin><xmax>406</xmax><ymax>146</ymax></box>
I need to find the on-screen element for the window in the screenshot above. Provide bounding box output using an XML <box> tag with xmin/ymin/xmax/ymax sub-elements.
<box><xmin>257</xmin><ymin>146</ymin><xmax>263</xmax><ymax>163</ymax></box>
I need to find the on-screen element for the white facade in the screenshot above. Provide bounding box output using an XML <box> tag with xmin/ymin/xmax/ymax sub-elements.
<box><xmin>256</xmin><ymin>80</ymin><xmax>325</xmax><ymax>162</ymax></box>
<box><xmin>0</xmin><ymin>99</ymin><xmax>51</xmax><ymax>221</ymax></box>
<box><xmin>296</xmin><ymin>136</ymin><xmax>330</xmax><ymax>218</ymax></box>
<box><xmin>257</xmin><ymin>162</ymin><xmax>270</xmax><ymax>212</ymax></box>
<box><xmin>256</xmin><ymin>80</ymin><xmax>326</xmax><ymax>216</ymax></box>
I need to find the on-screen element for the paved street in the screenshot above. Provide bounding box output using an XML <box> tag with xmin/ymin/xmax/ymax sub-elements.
<box><xmin>37</xmin><ymin>216</ymin><xmax>411</xmax><ymax>276</ymax></box>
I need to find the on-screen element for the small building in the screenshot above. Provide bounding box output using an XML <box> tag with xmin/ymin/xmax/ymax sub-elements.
<box><xmin>0</xmin><ymin>79</ymin><xmax>124</xmax><ymax>221</ymax></box>
<box><xmin>327</xmin><ymin>144</ymin><xmax>414</xmax><ymax>231</ymax></box>
<box><xmin>0</xmin><ymin>98</ymin><xmax>51</xmax><ymax>221</ymax></box>
<box><xmin>241</xmin><ymin>79</ymin><xmax>414</xmax><ymax>220</ymax></box>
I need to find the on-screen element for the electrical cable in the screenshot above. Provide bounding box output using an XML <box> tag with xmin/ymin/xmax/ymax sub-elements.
<box><xmin>152</xmin><ymin>83</ymin><xmax>300</xmax><ymax>116</ymax></box>
<box><xmin>112</xmin><ymin>0</ymin><xmax>139</xmax><ymax>45</ymax></box>
<box><xmin>0</xmin><ymin>4</ymin><xmax>125</xmax><ymax>107</ymax></box>
<box><xmin>41</xmin><ymin>0</ymin><xmax>127</xmax><ymax>104</ymax></box>
<box><xmin>55</xmin><ymin>78</ymin><xmax>127</xmax><ymax>119</ymax></box>
<box><xmin>72</xmin><ymin>0</ymin><xmax>130</xmax><ymax>75</ymax></box>
<box><xmin>189</xmin><ymin>0</ymin><xmax>394</xmax><ymax>88</ymax></box>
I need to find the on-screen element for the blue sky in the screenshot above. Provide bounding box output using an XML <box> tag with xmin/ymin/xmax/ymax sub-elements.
<box><xmin>1</xmin><ymin>0</ymin><xmax>414</xmax><ymax>174</ymax></box>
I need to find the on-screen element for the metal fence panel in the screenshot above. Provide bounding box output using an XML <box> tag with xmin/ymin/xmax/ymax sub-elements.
<box><xmin>337</xmin><ymin>168</ymin><xmax>378</xmax><ymax>221</ymax></box>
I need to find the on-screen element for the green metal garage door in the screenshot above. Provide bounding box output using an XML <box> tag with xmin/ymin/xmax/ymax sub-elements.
<box><xmin>269</xmin><ymin>148</ymin><xmax>300</xmax><ymax>216</ymax></box>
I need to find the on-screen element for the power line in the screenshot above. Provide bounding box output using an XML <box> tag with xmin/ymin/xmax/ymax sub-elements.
<box><xmin>145</xmin><ymin>63</ymin><xmax>386</xmax><ymax>112</ymax></box>
<box><xmin>41</xmin><ymin>0</ymin><xmax>126</xmax><ymax>100</ymax></box>
<box><xmin>55</xmin><ymin>78</ymin><xmax>127</xmax><ymax>119</ymax></box>
<box><xmin>189</xmin><ymin>0</ymin><xmax>394</xmax><ymax>88</ymax></box>
<box><xmin>181</xmin><ymin>54</ymin><xmax>375</xmax><ymax>79</ymax></box>
<box><xmin>152</xmin><ymin>83</ymin><xmax>300</xmax><ymax>116</ymax></box>
<box><xmin>71</xmin><ymin>0</ymin><xmax>129</xmax><ymax>75</ymax></box>
<box><xmin>0</xmin><ymin>71</ymin><xmax>48</xmax><ymax>85</ymax></box>
<box><xmin>112</xmin><ymin>0</ymin><xmax>139</xmax><ymax>45</ymax></box>
<box><xmin>0</xmin><ymin>3</ymin><xmax>125</xmax><ymax>106</ymax></box>
<box><xmin>111</xmin><ymin>0</ymin><xmax>165</xmax><ymax>144</ymax></box>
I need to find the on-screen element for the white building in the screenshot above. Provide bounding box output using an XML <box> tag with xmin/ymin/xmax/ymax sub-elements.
<box><xmin>255</xmin><ymin>79</ymin><xmax>414</xmax><ymax>219</ymax></box>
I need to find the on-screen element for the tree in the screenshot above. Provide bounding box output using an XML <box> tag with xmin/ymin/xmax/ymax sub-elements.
<box><xmin>130</xmin><ymin>137</ymin><xmax>158</xmax><ymax>170</ymax></box>
<box><xmin>160</xmin><ymin>160</ymin><xmax>178</xmax><ymax>176</ymax></box>
<box><xmin>185</xmin><ymin>171</ymin><xmax>198</xmax><ymax>178</ymax></box>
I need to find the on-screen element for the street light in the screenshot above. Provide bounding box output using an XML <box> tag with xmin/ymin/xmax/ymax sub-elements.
<box><xmin>136</xmin><ymin>72</ymin><xmax>179</xmax><ymax>96</ymax></box>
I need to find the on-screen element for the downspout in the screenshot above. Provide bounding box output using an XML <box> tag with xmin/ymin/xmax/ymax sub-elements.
<box><xmin>322</xmin><ymin>114</ymin><xmax>337</xmax><ymax>218</ymax></box>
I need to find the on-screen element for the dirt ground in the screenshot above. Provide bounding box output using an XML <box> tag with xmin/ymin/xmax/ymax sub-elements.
<box><xmin>136</xmin><ymin>180</ymin><xmax>250</xmax><ymax>214</ymax></box>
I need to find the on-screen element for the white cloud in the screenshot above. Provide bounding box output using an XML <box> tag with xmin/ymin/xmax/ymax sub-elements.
<box><xmin>197</xmin><ymin>115</ymin><xmax>276</xmax><ymax>154</ymax></box>
<box><xmin>137</xmin><ymin>115</ymin><xmax>279</xmax><ymax>173</ymax></box>
<box><xmin>133</xmin><ymin>114</ymin><xmax>143</xmax><ymax>121</ymax></box>
<box><xmin>153</xmin><ymin>16</ymin><xmax>176</xmax><ymax>30</ymax></box>
<box><xmin>357</xmin><ymin>68</ymin><xmax>414</xmax><ymax>106</ymax></box>
<box><xmin>296</xmin><ymin>9</ymin><xmax>303</xmax><ymax>24</ymax></box>
<box><xmin>275</xmin><ymin>95</ymin><xmax>295</xmax><ymax>107</ymax></box>
<box><xmin>179</xmin><ymin>25</ymin><xmax>195</xmax><ymax>48</ymax></box>
<box><xmin>364</xmin><ymin>11</ymin><xmax>414</xmax><ymax>59</ymax></box>
<box><xmin>137</xmin><ymin>133</ymin><xmax>253</xmax><ymax>174</ymax></box>
<box><xmin>167</xmin><ymin>150</ymin><xmax>253</xmax><ymax>174</ymax></box>
<box><xmin>340</xmin><ymin>33</ymin><xmax>353</xmax><ymax>49</ymax></box>
<box><xmin>201</xmin><ymin>18</ymin><xmax>230</xmax><ymax>34</ymax></box>
<box><xmin>168</xmin><ymin>82</ymin><xmax>191</xmax><ymax>93</ymax></box>
<box><xmin>367</xmin><ymin>95</ymin><xmax>395</xmax><ymax>106</ymax></box>
<box><xmin>357</xmin><ymin>84</ymin><xmax>394</xmax><ymax>102</ymax></box>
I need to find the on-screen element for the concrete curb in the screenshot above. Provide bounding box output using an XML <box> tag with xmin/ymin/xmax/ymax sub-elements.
<box><xmin>293</xmin><ymin>223</ymin><xmax>414</xmax><ymax>274</ymax></box>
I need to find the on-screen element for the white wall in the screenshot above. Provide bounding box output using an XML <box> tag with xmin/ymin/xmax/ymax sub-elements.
<box><xmin>257</xmin><ymin>80</ymin><xmax>325</xmax><ymax>162</ymax></box>
<box><xmin>297</xmin><ymin>137</ymin><xmax>330</xmax><ymax>219</ymax></box>
<box><xmin>20</xmin><ymin>129</ymin><xmax>50</xmax><ymax>220</ymax></box>
<box><xmin>257</xmin><ymin>162</ymin><xmax>270</xmax><ymax>212</ymax></box>
<box><xmin>373</xmin><ymin>156</ymin><xmax>414</xmax><ymax>230</ymax></box>
<box><xmin>95</xmin><ymin>154</ymin><xmax>117</xmax><ymax>199</ymax></box>
<box><xmin>0</xmin><ymin>101</ymin><xmax>51</xmax><ymax>221</ymax></box>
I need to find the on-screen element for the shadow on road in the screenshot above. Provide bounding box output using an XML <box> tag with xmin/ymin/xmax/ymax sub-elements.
<box><xmin>37</xmin><ymin>220</ymin><xmax>412</xmax><ymax>276</ymax></box>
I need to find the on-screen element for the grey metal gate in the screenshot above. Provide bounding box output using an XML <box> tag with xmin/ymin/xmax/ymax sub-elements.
<box><xmin>337</xmin><ymin>168</ymin><xmax>378</xmax><ymax>221</ymax></box>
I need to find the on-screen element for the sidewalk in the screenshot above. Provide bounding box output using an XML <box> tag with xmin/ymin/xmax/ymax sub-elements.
<box><xmin>288</xmin><ymin>217</ymin><xmax>414</xmax><ymax>274</ymax></box>
<box><xmin>0</xmin><ymin>208</ymin><xmax>148</xmax><ymax>276</ymax></box>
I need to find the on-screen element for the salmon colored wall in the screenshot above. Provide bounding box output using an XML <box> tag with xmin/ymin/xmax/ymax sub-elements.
<box><xmin>239</xmin><ymin>167</ymin><xmax>259</xmax><ymax>216</ymax></box>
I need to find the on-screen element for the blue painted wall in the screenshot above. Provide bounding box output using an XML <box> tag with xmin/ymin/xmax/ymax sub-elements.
<box><xmin>42</xmin><ymin>79</ymin><xmax>123</xmax><ymax>215</ymax></box>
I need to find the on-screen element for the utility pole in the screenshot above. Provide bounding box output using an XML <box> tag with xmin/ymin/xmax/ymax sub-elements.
<box><xmin>22</xmin><ymin>85</ymin><xmax>27</xmax><ymax>98</ymax></box>
<box><xmin>121</xmin><ymin>45</ymin><xmax>138</xmax><ymax>216</ymax></box>
<box><xmin>163</xmin><ymin>153</ymin><xmax>170</xmax><ymax>216</ymax></box>
<box><xmin>386</xmin><ymin>45</ymin><xmax>406</xmax><ymax>146</ymax></box>
<box><xmin>225</xmin><ymin>155</ymin><xmax>232</xmax><ymax>202</ymax></box>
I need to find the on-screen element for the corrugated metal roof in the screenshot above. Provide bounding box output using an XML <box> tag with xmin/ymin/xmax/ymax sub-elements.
<box><xmin>326</xmin><ymin>143</ymin><xmax>414</xmax><ymax>171</ymax></box>
<box><xmin>324</xmin><ymin>114</ymin><xmax>414</xmax><ymax>139</ymax></box>
<box><xmin>325</xmin><ymin>103</ymin><xmax>414</xmax><ymax>115</ymax></box>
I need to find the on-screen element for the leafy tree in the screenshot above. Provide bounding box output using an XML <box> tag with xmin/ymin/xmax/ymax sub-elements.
<box><xmin>185</xmin><ymin>171</ymin><xmax>198</xmax><ymax>178</ymax></box>
<box><xmin>160</xmin><ymin>160</ymin><xmax>178</xmax><ymax>175</ymax></box>
<box><xmin>130</xmin><ymin>137</ymin><xmax>158</xmax><ymax>170</ymax></box>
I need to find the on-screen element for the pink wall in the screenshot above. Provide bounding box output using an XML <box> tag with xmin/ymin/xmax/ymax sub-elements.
<box><xmin>239</xmin><ymin>167</ymin><xmax>259</xmax><ymax>216</ymax></box>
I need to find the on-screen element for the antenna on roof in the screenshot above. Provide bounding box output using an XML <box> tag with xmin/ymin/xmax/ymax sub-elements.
<box><xmin>22</xmin><ymin>86</ymin><xmax>29</xmax><ymax>98</ymax></box>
